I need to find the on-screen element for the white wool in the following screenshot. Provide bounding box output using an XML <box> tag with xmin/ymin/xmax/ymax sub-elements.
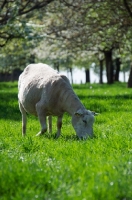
<box><xmin>18</xmin><ymin>63</ymin><xmax>95</xmax><ymax>138</ymax></box>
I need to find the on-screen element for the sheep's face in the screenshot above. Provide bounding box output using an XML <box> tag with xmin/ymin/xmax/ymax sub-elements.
<box><xmin>72</xmin><ymin>109</ymin><xmax>95</xmax><ymax>139</ymax></box>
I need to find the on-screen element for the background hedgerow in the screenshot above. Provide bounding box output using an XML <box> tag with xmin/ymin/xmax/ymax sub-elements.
<box><xmin>0</xmin><ymin>82</ymin><xmax>132</xmax><ymax>200</ymax></box>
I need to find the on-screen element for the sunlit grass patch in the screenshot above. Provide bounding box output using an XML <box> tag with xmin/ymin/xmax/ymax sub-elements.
<box><xmin>0</xmin><ymin>82</ymin><xmax>132</xmax><ymax>200</ymax></box>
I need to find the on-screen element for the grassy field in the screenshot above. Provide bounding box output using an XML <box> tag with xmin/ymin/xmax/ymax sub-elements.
<box><xmin>0</xmin><ymin>82</ymin><xmax>132</xmax><ymax>200</ymax></box>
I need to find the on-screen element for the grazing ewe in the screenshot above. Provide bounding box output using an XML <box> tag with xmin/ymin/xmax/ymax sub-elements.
<box><xmin>18</xmin><ymin>63</ymin><xmax>96</xmax><ymax>139</ymax></box>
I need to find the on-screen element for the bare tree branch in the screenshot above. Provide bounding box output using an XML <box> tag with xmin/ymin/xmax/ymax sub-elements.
<box><xmin>0</xmin><ymin>0</ymin><xmax>54</xmax><ymax>46</ymax></box>
<box><xmin>123</xmin><ymin>0</ymin><xmax>132</xmax><ymax>18</ymax></box>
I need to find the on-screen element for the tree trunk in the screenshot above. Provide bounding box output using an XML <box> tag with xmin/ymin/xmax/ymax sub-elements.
<box><xmin>69</xmin><ymin>67</ymin><xmax>73</xmax><ymax>84</ymax></box>
<box><xmin>128</xmin><ymin>66</ymin><xmax>132</xmax><ymax>87</ymax></box>
<box><xmin>114</xmin><ymin>57</ymin><xmax>121</xmax><ymax>81</ymax></box>
<box><xmin>123</xmin><ymin>71</ymin><xmax>126</xmax><ymax>82</ymax></box>
<box><xmin>54</xmin><ymin>61</ymin><xmax>59</xmax><ymax>71</ymax></box>
<box><xmin>104</xmin><ymin>50</ymin><xmax>114</xmax><ymax>84</ymax></box>
<box><xmin>29</xmin><ymin>54</ymin><xmax>35</xmax><ymax>63</ymax></box>
<box><xmin>85</xmin><ymin>69</ymin><xmax>90</xmax><ymax>83</ymax></box>
<box><xmin>99</xmin><ymin>59</ymin><xmax>103</xmax><ymax>84</ymax></box>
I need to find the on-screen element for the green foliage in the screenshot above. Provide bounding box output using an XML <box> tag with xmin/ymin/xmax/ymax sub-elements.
<box><xmin>0</xmin><ymin>39</ymin><xmax>37</xmax><ymax>72</ymax></box>
<box><xmin>1</xmin><ymin>0</ymin><xmax>132</xmax><ymax>76</ymax></box>
<box><xmin>44</xmin><ymin>0</ymin><xmax>132</xmax><ymax>51</ymax></box>
<box><xmin>0</xmin><ymin>0</ymin><xmax>53</xmax><ymax>46</ymax></box>
<box><xmin>0</xmin><ymin>82</ymin><xmax>132</xmax><ymax>200</ymax></box>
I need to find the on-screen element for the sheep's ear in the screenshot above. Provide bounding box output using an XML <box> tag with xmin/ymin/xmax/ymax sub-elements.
<box><xmin>91</xmin><ymin>111</ymin><xmax>99</xmax><ymax>116</ymax></box>
<box><xmin>74</xmin><ymin>109</ymin><xmax>83</xmax><ymax>116</ymax></box>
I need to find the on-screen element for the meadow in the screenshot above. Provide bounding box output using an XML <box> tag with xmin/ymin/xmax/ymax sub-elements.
<box><xmin>0</xmin><ymin>82</ymin><xmax>132</xmax><ymax>200</ymax></box>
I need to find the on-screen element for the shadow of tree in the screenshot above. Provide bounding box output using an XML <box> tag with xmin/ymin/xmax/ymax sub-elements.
<box><xmin>77</xmin><ymin>94</ymin><xmax>132</xmax><ymax>113</ymax></box>
<box><xmin>0</xmin><ymin>82</ymin><xmax>132</xmax><ymax>121</ymax></box>
<box><xmin>0</xmin><ymin>92</ymin><xmax>21</xmax><ymax>121</ymax></box>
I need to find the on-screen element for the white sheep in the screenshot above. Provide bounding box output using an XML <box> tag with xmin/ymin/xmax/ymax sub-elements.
<box><xmin>18</xmin><ymin>63</ymin><xmax>96</xmax><ymax>139</ymax></box>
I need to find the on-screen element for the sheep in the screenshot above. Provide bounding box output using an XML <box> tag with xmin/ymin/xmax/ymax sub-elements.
<box><xmin>18</xmin><ymin>63</ymin><xmax>96</xmax><ymax>139</ymax></box>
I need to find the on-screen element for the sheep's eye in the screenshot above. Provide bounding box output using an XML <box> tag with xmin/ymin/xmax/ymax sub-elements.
<box><xmin>83</xmin><ymin>120</ymin><xmax>87</xmax><ymax>124</ymax></box>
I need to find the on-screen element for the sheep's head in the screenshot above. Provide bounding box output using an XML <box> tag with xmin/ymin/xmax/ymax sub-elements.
<box><xmin>72</xmin><ymin>109</ymin><xmax>97</xmax><ymax>139</ymax></box>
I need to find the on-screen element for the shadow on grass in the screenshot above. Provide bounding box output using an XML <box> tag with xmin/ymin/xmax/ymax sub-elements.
<box><xmin>77</xmin><ymin>94</ymin><xmax>132</xmax><ymax>101</ymax></box>
<box><xmin>76</xmin><ymin>94</ymin><xmax>132</xmax><ymax>113</ymax></box>
<box><xmin>1</xmin><ymin>82</ymin><xmax>132</xmax><ymax>121</ymax></box>
<box><xmin>0</xmin><ymin>92</ymin><xmax>21</xmax><ymax>121</ymax></box>
<box><xmin>1</xmin><ymin>91</ymin><xmax>132</xmax><ymax>121</ymax></box>
<box><xmin>73</xmin><ymin>82</ymin><xmax>128</xmax><ymax>90</ymax></box>
<box><xmin>0</xmin><ymin>82</ymin><xmax>18</xmax><ymax>90</ymax></box>
<box><xmin>40</xmin><ymin>132</ymin><xmax>97</xmax><ymax>142</ymax></box>
<box><xmin>35</xmin><ymin>131</ymin><xmax>78</xmax><ymax>141</ymax></box>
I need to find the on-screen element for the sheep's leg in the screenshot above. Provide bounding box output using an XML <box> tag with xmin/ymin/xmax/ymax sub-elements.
<box><xmin>56</xmin><ymin>115</ymin><xmax>63</xmax><ymax>138</ymax></box>
<box><xmin>36</xmin><ymin>102</ymin><xmax>47</xmax><ymax>136</ymax></box>
<box><xmin>47</xmin><ymin>116</ymin><xmax>52</xmax><ymax>133</ymax></box>
<box><xmin>19</xmin><ymin>102</ymin><xmax>27</xmax><ymax>136</ymax></box>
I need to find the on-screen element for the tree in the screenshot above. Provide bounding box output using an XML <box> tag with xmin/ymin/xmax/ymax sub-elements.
<box><xmin>1</xmin><ymin>0</ymin><xmax>132</xmax><ymax>84</ymax></box>
<box><xmin>73</xmin><ymin>51</ymin><xmax>96</xmax><ymax>83</ymax></box>
<box><xmin>41</xmin><ymin>0</ymin><xmax>132</xmax><ymax>84</ymax></box>
<box><xmin>0</xmin><ymin>38</ymin><xmax>36</xmax><ymax>73</ymax></box>
<box><xmin>95</xmin><ymin>52</ymin><xmax>105</xmax><ymax>84</ymax></box>
<box><xmin>128</xmin><ymin>64</ymin><xmax>132</xmax><ymax>87</ymax></box>
<box><xmin>113</xmin><ymin>57</ymin><xmax>121</xmax><ymax>82</ymax></box>
<box><xmin>0</xmin><ymin>0</ymin><xmax>54</xmax><ymax>47</ymax></box>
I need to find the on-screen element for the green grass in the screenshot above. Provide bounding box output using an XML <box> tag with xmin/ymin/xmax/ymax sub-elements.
<box><xmin>0</xmin><ymin>82</ymin><xmax>132</xmax><ymax>200</ymax></box>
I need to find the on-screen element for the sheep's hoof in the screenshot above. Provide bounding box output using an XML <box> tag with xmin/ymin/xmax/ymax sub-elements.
<box><xmin>36</xmin><ymin>132</ymin><xmax>44</xmax><ymax>136</ymax></box>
